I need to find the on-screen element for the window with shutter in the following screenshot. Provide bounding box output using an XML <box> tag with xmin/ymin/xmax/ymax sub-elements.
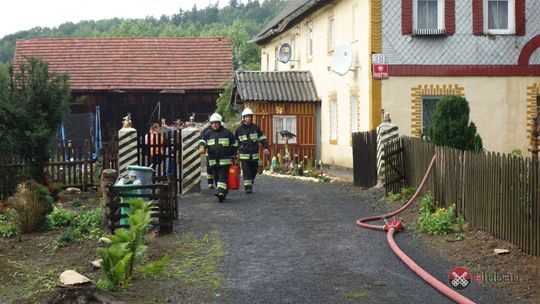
<box><xmin>413</xmin><ymin>0</ymin><xmax>446</xmax><ymax>35</ymax></box>
<box><xmin>483</xmin><ymin>0</ymin><xmax>515</xmax><ymax>34</ymax></box>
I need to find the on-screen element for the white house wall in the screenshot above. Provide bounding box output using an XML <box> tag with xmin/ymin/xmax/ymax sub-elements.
<box><xmin>260</xmin><ymin>0</ymin><xmax>371</xmax><ymax>168</ymax></box>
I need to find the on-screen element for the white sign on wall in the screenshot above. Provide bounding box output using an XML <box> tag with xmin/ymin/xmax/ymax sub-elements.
<box><xmin>371</xmin><ymin>54</ymin><xmax>386</xmax><ymax>64</ymax></box>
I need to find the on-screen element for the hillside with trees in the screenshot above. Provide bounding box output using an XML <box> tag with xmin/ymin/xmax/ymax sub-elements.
<box><xmin>0</xmin><ymin>0</ymin><xmax>284</xmax><ymax>69</ymax></box>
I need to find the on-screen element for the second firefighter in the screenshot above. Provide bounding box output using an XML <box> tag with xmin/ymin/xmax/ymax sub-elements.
<box><xmin>198</xmin><ymin>113</ymin><xmax>237</xmax><ymax>202</ymax></box>
<box><xmin>235</xmin><ymin>108</ymin><xmax>269</xmax><ymax>194</ymax></box>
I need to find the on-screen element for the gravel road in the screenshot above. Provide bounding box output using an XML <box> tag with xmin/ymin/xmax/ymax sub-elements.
<box><xmin>177</xmin><ymin>174</ymin><xmax>508</xmax><ymax>304</ymax></box>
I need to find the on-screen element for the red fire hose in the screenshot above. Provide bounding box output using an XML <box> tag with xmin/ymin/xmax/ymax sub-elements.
<box><xmin>356</xmin><ymin>155</ymin><xmax>475</xmax><ymax>304</ymax></box>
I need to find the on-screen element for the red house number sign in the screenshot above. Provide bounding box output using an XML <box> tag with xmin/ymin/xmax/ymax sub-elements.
<box><xmin>372</xmin><ymin>64</ymin><xmax>388</xmax><ymax>79</ymax></box>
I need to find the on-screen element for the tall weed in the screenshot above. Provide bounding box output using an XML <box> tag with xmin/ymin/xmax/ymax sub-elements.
<box><xmin>9</xmin><ymin>181</ymin><xmax>53</xmax><ymax>233</ymax></box>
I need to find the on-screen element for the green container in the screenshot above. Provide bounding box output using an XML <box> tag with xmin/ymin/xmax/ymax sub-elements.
<box><xmin>127</xmin><ymin>165</ymin><xmax>154</xmax><ymax>186</ymax></box>
<box><xmin>114</xmin><ymin>179</ymin><xmax>142</xmax><ymax>226</ymax></box>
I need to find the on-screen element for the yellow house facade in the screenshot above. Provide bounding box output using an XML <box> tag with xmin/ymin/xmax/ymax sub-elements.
<box><xmin>252</xmin><ymin>0</ymin><xmax>382</xmax><ymax>168</ymax></box>
<box><xmin>380</xmin><ymin>0</ymin><xmax>540</xmax><ymax>154</ymax></box>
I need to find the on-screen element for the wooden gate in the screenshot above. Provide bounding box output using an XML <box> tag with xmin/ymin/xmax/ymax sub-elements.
<box><xmin>352</xmin><ymin>130</ymin><xmax>378</xmax><ymax>188</ymax></box>
<box><xmin>137</xmin><ymin>130</ymin><xmax>182</xmax><ymax>205</ymax></box>
<box><xmin>382</xmin><ymin>137</ymin><xmax>406</xmax><ymax>194</ymax></box>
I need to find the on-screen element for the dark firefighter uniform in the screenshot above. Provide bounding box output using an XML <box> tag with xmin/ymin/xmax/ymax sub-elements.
<box><xmin>198</xmin><ymin>125</ymin><xmax>237</xmax><ymax>201</ymax></box>
<box><xmin>234</xmin><ymin>122</ymin><xmax>269</xmax><ymax>192</ymax></box>
<box><xmin>200</xmin><ymin>126</ymin><xmax>215</xmax><ymax>188</ymax></box>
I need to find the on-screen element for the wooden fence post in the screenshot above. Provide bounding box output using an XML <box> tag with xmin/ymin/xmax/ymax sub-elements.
<box><xmin>100</xmin><ymin>169</ymin><xmax>117</xmax><ymax>231</ymax></box>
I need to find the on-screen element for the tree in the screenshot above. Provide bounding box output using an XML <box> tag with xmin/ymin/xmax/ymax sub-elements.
<box><xmin>0</xmin><ymin>57</ymin><xmax>71</xmax><ymax>183</ymax></box>
<box><xmin>215</xmin><ymin>79</ymin><xmax>240</xmax><ymax>125</ymax></box>
<box><xmin>426</xmin><ymin>95</ymin><xmax>483</xmax><ymax>152</ymax></box>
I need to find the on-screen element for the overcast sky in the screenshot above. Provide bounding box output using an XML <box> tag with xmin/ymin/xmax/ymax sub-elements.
<box><xmin>0</xmin><ymin>0</ymin><xmax>222</xmax><ymax>38</ymax></box>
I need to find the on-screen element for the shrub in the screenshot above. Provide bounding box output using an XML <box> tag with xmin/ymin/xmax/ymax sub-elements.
<box><xmin>416</xmin><ymin>194</ymin><xmax>464</xmax><ymax>235</ymax></box>
<box><xmin>386</xmin><ymin>187</ymin><xmax>416</xmax><ymax>205</ymax></box>
<box><xmin>511</xmin><ymin>149</ymin><xmax>522</xmax><ymax>157</ymax></box>
<box><xmin>75</xmin><ymin>205</ymin><xmax>103</xmax><ymax>238</ymax></box>
<box><xmin>425</xmin><ymin>95</ymin><xmax>483</xmax><ymax>152</ymax></box>
<box><xmin>46</xmin><ymin>205</ymin><xmax>77</xmax><ymax>229</ymax></box>
<box><xmin>57</xmin><ymin>227</ymin><xmax>82</xmax><ymax>247</ymax></box>
<box><xmin>0</xmin><ymin>212</ymin><xmax>18</xmax><ymax>238</ymax></box>
<box><xmin>386</xmin><ymin>192</ymin><xmax>402</xmax><ymax>203</ymax></box>
<box><xmin>9</xmin><ymin>181</ymin><xmax>53</xmax><ymax>233</ymax></box>
<box><xmin>97</xmin><ymin>199</ymin><xmax>154</xmax><ymax>291</ymax></box>
<box><xmin>49</xmin><ymin>203</ymin><xmax>104</xmax><ymax>245</ymax></box>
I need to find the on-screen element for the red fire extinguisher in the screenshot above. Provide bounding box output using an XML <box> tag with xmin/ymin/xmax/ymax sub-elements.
<box><xmin>228</xmin><ymin>162</ymin><xmax>241</xmax><ymax>190</ymax></box>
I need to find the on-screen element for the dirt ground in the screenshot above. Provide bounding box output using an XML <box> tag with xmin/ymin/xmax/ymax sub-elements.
<box><xmin>0</xmin><ymin>190</ymin><xmax>221</xmax><ymax>304</ymax></box>
<box><xmin>389</xmin><ymin>198</ymin><xmax>540</xmax><ymax>304</ymax></box>
<box><xmin>1</xmin><ymin>178</ymin><xmax>539</xmax><ymax>303</ymax></box>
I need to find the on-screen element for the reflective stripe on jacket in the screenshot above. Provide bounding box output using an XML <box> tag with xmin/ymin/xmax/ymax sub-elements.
<box><xmin>199</xmin><ymin>126</ymin><xmax>237</xmax><ymax>166</ymax></box>
<box><xmin>235</xmin><ymin>123</ymin><xmax>269</xmax><ymax>161</ymax></box>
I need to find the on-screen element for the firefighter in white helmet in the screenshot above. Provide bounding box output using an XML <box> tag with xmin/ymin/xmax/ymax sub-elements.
<box><xmin>234</xmin><ymin>108</ymin><xmax>269</xmax><ymax>194</ymax></box>
<box><xmin>198</xmin><ymin>113</ymin><xmax>237</xmax><ymax>202</ymax></box>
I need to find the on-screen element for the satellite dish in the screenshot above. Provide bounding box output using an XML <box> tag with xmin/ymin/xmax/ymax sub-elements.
<box><xmin>331</xmin><ymin>43</ymin><xmax>353</xmax><ymax>76</ymax></box>
<box><xmin>278</xmin><ymin>43</ymin><xmax>292</xmax><ymax>63</ymax></box>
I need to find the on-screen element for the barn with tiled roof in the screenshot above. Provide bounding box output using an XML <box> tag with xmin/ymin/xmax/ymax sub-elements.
<box><xmin>13</xmin><ymin>37</ymin><xmax>233</xmax><ymax>137</ymax></box>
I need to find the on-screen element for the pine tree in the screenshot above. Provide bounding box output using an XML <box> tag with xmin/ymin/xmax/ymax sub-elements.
<box><xmin>426</xmin><ymin>95</ymin><xmax>483</xmax><ymax>152</ymax></box>
<box><xmin>0</xmin><ymin>57</ymin><xmax>71</xmax><ymax>183</ymax></box>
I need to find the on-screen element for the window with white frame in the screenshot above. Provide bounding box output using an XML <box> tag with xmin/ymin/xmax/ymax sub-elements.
<box><xmin>484</xmin><ymin>0</ymin><xmax>515</xmax><ymax>34</ymax></box>
<box><xmin>307</xmin><ymin>21</ymin><xmax>313</xmax><ymax>59</ymax></box>
<box><xmin>330</xmin><ymin>100</ymin><xmax>338</xmax><ymax>143</ymax></box>
<box><xmin>350</xmin><ymin>95</ymin><xmax>359</xmax><ymax>134</ymax></box>
<box><xmin>413</xmin><ymin>0</ymin><xmax>445</xmax><ymax>34</ymax></box>
<box><xmin>327</xmin><ymin>16</ymin><xmax>335</xmax><ymax>52</ymax></box>
<box><xmin>273</xmin><ymin>115</ymin><xmax>297</xmax><ymax>144</ymax></box>
<box><xmin>422</xmin><ymin>96</ymin><xmax>441</xmax><ymax>136</ymax></box>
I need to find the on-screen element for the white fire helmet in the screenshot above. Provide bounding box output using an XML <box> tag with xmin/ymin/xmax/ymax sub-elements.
<box><xmin>209</xmin><ymin>113</ymin><xmax>223</xmax><ymax>123</ymax></box>
<box><xmin>242</xmin><ymin>108</ymin><xmax>254</xmax><ymax>117</ymax></box>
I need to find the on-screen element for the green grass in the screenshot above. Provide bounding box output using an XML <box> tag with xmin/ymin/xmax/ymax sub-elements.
<box><xmin>343</xmin><ymin>290</ymin><xmax>369</xmax><ymax>299</ymax></box>
<box><xmin>167</xmin><ymin>230</ymin><xmax>225</xmax><ymax>292</ymax></box>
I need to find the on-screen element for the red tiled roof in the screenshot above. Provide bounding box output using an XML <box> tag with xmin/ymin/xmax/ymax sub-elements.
<box><xmin>13</xmin><ymin>37</ymin><xmax>233</xmax><ymax>91</ymax></box>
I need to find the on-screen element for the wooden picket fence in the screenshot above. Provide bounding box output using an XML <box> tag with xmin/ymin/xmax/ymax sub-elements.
<box><xmin>383</xmin><ymin>136</ymin><xmax>540</xmax><ymax>255</ymax></box>
<box><xmin>0</xmin><ymin>130</ymin><xmax>182</xmax><ymax>200</ymax></box>
<box><xmin>352</xmin><ymin>130</ymin><xmax>378</xmax><ymax>188</ymax></box>
<box><xmin>0</xmin><ymin>140</ymin><xmax>104</xmax><ymax>199</ymax></box>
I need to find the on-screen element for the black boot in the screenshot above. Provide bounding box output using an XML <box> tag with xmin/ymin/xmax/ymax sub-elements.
<box><xmin>215</xmin><ymin>192</ymin><xmax>225</xmax><ymax>202</ymax></box>
<box><xmin>245</xmin><ymin>186</ymin><xmax>252</xmax><ymax>194</ymax></box>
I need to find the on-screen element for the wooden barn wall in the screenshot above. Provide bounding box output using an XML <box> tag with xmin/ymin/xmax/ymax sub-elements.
<box><xmin>71</xmin><ymin>92</ymin><xmax>219</xmax><ymax>140</ymax></box>
<box><xmin>245</xmin><ymin>102</ymin><xmax>317</xmax><ymax>165</ymax></box>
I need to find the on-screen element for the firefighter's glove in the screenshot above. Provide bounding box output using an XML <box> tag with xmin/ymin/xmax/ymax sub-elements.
<box><xmin>198</xmin><ymin>146</ymin><xmax>206</xmax><ymax>155</ymax></box>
